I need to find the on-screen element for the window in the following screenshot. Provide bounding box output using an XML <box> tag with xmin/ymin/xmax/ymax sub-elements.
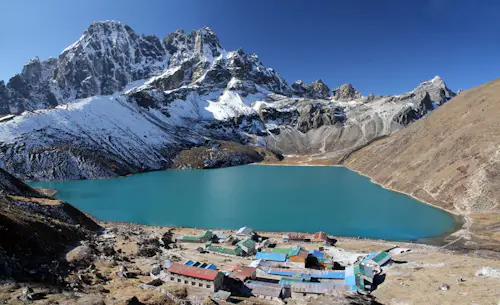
<box><xmin>170</xmin><ymin>277</ymin><xmax>174</xmax><ymax>281</ymax></box>
<box><xmin>184</xmin><ymin>280</ymin><xmax>188</xmax><ymax>284</ymax></box>
<box><xmin>177</xmin><ymin>279</ymin><xmax>181</xmax><ymax>283</ymax></box>
<box><xmin>199</xmin><ymin>283</ymin><xmax>203</xmax><ymax>287</ymax></box>
<box><xmin>206</xmin><ymin>284</ymin><xmax>211</xmax><ymax>289</ymax></box>
<box><xmin>192</xmin><ymin>281</ymin><xmax>196</xmax><ymax>286</ymax></box>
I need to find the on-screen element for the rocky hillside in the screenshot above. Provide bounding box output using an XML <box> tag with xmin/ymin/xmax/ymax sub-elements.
<box><xmin>0</xmin><ymin>168</ymin><xmax>100</xmax><ymax>280</ymax></box>
<box><xmin>343</xmin><ymin>78</ymin><xmax>500</xmax><ymax>251</ymax></box>
<box><xmin>0</xmin><ymin>21</ymin><xmax>455</xmax><ymax>180</ymax></box>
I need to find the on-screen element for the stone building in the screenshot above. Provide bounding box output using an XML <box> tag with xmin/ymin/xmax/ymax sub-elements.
<box><xmin>164</xmin><ymin>262</ymin><xmax>223</xmax><ymax>292</ymax></box>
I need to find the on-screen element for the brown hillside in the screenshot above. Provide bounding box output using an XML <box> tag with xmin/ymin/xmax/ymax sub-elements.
<box><xmin>0</xmin><ymin>169</ymin><xmax>100</xmax><ymax>281</ymax></box>
<box><xmin>344</xmin><ymin>77</ymin><xmax>500</xmax><ymax>252</ymax></box>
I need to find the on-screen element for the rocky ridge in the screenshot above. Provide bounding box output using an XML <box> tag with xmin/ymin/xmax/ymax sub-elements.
<box><xmin>0</xmin><ymin>21</ymin><xmax>456</xmax><ymax>180</ymax></box>
<box><xmin>343</xmin><ymin>77</ymin><xmax>500</xmax><ymax>252</ymax></box>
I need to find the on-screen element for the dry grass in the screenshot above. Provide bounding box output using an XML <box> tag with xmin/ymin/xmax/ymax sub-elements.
<box><xmin>8</xmin><ymin>195</ymin><xmax>61</xmax><ymax>206</ymax></box>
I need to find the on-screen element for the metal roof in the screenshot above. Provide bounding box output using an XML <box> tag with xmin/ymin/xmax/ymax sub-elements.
<box><xmin>249</xmin><ymin>285</ymin><xmax>282</xmax><ymax>298</ymax></box>
<box><xmin>266</xmin><ymin>267</ymin><xmax>345</xmax><ymax>279</ymax></box>
<box><xmin>255</xmin><ymin>252</ymin><xmax>287</xmax><ymax>262</ymax></box>
<box><xmin>207</xmin><ymin>245</ymin><xmax>243</xmax><ymax>256</ymax></box>
<box><xmin>362</xmin><ymin>251</ymin><xmax>391</xmax><ymax>266</ymax></box>
<box><xmin>236</xmin><ymin>226</ymin><xmax>253</xmax><ymax>236</ymax></box>
<box><xmin>229</xmin><ymin>265</ymin><xmax>256</xmax><ymax>282</ymax></box>
<box><xmin>167</xmin><ymin>262</ymin><xmax>220</xmax><ymax>281</ymax></box>
<box><xmin>372</xmin><ymin>252</ymin><xmax>391</xmax><ymax>265</ymax></box>
<box><xmin>291</xmin><ymin>282</ymin><xmax>349</xmax><ymax>294</ymax></box>
<box><xmin>237</xmin><ymin>239</ymin><xmax>256</xmax><ymax>248</ymax></box>
<box><xmin>309</xmin><ymin>250</ymin><xmax>326</xmax><ymax>259</ymax></box>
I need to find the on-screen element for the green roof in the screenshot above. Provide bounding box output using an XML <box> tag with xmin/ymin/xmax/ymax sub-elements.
<box><xmin>180</xmin><ymin>236</ymin><xmax>202</xmax><ymax>242</ymax></box>
<box><xmin>237</xmin><ymin>239</ymin><xmax>256</xmax><ymax>248</ymax></box>
<box><xmin>207</xmin><ymin>245</ymin><xmax>243</xmax><ymax>256</ymax></box>
<box><xmin>268</xmin><ymin>247</ymin><xmax>301</xmax><ymax>256</ymax></box>
<box><xmin>372</xmin><ymin>252</ymin><xmax>391</xmax><ymax>264</ymax></box>
<box><xmin>199</xmin><ymin>230</ymin><xmax>213</xmax><ymax>239</ymax></box>
<box><xmin>179</xmin><ymin>230</ymin><xmax>212</xmax><ymax>242</ymax></box>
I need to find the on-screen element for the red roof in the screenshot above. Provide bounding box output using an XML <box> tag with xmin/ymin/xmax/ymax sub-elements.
<box><xmin>313</xmin><ymin>232</ymin><xmax>327</xmax><ymax>241</ymax></box>
<box><xmin>230</xmin><ymin>266</ymin><xmax>256</xmax><ymax>281</ymax></box>
<box><xmin>168</xmin><ymin>263</ymin><xmax>219</xmax><ymax>281</ymax></box>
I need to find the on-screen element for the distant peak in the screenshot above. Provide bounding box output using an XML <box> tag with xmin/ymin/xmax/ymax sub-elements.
<box><xmin>84</xmin><ymin>20</ymin><xmax>132</xmax><ymax>34</ymax></box>
<box><xmin>89</xmin><ymin>20</ymin><xmax>123</xmax><ymax>27</ymax></box>
<box><xmin>200</xmin><ymin>26</ymin><xmax>213</xmax><ymax>32</ymax></box>
<box><xmin>432</xmin><ymin>75</ymin><xmax>442</xmax><ymax>82</ymax></box>
<box><xmin>25</xmin><ymin>56</ymin><xmax>41</xmax><ymax>65</ymax></box>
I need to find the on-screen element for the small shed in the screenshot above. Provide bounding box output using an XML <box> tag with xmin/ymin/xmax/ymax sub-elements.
<box><xmin>237</xmin><ymin>239</ymin><xmax>257</xmax><ymax>255</ymax></box>
<box><xmin>362</xmin><ymin>251</ymin><xmax>392</xmax><ymax>267</ymax></box>
<box><xmin>236</xmin><ymin>226</ymin><xmax>254</xmax><ymax>237</ymax></box>
<box><xmin>212</xmin><ymin>290</ymin><xmax>231</xmax><ymax>301</ymax></box>
<box><xmin>312</xmin><ymin>232</ymin><xmax>328</xmax><ymax>243</ymax></box>
<box><xmin>213</xmin><ymin>231</ymin><xmax>232</xmax><ymax>243</ymax></box>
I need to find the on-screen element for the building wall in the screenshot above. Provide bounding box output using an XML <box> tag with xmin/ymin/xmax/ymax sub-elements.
<box><xmin>165</xmin><ymin>272</ymin><xmax>223</xmax><ymax>292</ymax></box>
<box><xmin>255</xmin><ymin>294</ymin><xmax>281</xmax><ymax>301</ymax></box>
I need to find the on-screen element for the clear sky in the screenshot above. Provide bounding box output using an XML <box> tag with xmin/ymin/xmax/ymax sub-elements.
<box><xmin>0</xmin><ymin>0</ymin><xmax>498</xmax><ymax>95</ymax></box>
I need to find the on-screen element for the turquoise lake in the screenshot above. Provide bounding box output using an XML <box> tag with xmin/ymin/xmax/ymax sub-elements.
<box><xmin>29</xmin><ymin>165</ymin><xmax>459</xmax><ymax>241</ymax></box>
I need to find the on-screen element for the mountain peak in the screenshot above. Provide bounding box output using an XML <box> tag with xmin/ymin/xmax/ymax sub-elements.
<box><xmin>332</xmin><ymin>84</ymin><xmax>361</xmax><ymax>101</ymax></box>
<box><xmin>88</xmin><ymin>20</ymin><xmax>124</xmax><ymax>29</ymax></box>
<box><xmin>432</xmin><ymin>75</ymin><xmax>442</xmax><ymax>82</ymax></box>
<box><xmin>413</xmin><ymin>76</ymin><xmax>456</xmax><ymax>104</ymax></box>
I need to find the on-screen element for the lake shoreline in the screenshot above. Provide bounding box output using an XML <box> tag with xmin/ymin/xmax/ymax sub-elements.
<box><xmin>29</xmin><ymin>156</ymin><xmax>471</xmax><ymax>253</ymax></box>
<box><xmin>258</xmin><ymin>157</ymin><xmax>471</xmax><ymax>251</ymax></box>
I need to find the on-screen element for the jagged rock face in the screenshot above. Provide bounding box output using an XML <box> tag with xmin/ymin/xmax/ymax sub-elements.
<box><xmin>0</xmin><ymin>22</ymin><xmax>231</xmax><ymax>114</ymax></box>
<box><xmin>54</xmin><ymin>21</ymin><xmax>169</xmax><ymax>101</ymax></box>
<box><xmin>309</xmin><ymin>79</ymin><xmax>330</xmax><ymax>99</ymax></box>
<box><xmin>412</xmin><ymin>75</ymin><xmax>456</xmax><ymax>105</ymax></box>
<box><xmin>392</xmin><ymin>93</ymin><xmax>435</xmax><ymax>125</ymax></box>
<box><xmin>333</xmin><ymin>84</ymin><xmax>362</xmax><ymax>101</ymax></box>
<box><xmin>0</xmin><ymin>21</ymin><xmax>457</xmax><ymax>180</ymax></box>
<box><xmin>291</xmin><ymin>80</ymin><xmax>330</xmax><ymax>99</ymax></box>
<box><xmin>0</xmin><ymin>81</ymin><xmax>10</xmax><ymax>114</ymax></box>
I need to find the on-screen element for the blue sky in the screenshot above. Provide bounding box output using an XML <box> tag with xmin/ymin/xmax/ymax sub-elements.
<box><xmin>0</xmin><ymin>0</ymin><xmax>498</xmax><ymax>95</ymax></box>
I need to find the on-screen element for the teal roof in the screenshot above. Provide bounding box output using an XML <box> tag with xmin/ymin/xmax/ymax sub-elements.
<box><xmin>237</xmin><ymin>239</ymin><xmax>256</xmax><ymax>248</ymax></box>
<box><xmin>372</xmin><ymin>252</ymin><xmax>391</xmax><ymax>264</ymax></box>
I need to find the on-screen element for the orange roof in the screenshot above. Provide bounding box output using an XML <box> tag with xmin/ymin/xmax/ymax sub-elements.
<box><xmin>168</xmin><ymin>262</ymin><xmax>219</xmax><ymax>281</ymax></box>
<box><xmin>313</xmin><ymin>232</ymin><xmax>327</xmax><ymax>241</ymax></box>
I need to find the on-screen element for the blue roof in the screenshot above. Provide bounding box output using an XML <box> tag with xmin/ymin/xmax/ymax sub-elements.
<box><xmin>255</xmin><ymin>252</ymin><xmax>287</xmax><ymax>262</ymax></box>
<box><xmin>310</xmin><ymin>271</ymin><xmax>345</xmax><ymax>279</ymax></box>
<box><xmin>309</xmin><ymin>250</ymin><xmax>326</xmax><ymax>259</ymax></box>
<box><xmin>267</xmin><ymin>269</ymin><xmax>345</xmax><ymax>279</ymax></box>
<box><xmin>184</xmin><ymin>260</ymin><xmax>217</xmax><ymax>270</ymax></box>
<box><xmin>184</xmin><ymin>260</ymin><xmax>196</xmax><ymax>266</ymax></box>
<box><xmin>205</xmin><ymin>264</ymin><xmax>217</xmax><ymax>270</ymax></box>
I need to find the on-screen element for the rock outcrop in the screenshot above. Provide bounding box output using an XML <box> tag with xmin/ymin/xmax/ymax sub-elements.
<box><xmin>332</xmin><ymin>84</ymin><xmax>362</xmax><ymax>101</ymax></box>
<box><xmin>0</xmin><ymin>168</ymin><xmax>100</xmax><ymax>280</ymax></box>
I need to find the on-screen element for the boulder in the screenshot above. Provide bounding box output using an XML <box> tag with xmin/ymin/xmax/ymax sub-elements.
<box><xmin>66</xmin><ymin>245</ymin><xmax>94</xmax><ymax>266</ymax></box>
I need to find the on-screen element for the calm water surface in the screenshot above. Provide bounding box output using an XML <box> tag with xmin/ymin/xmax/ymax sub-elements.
<box><xmin>30</xmin><ymin>165</ymin><xmax>458</xmax><ymax>241</ymax></box>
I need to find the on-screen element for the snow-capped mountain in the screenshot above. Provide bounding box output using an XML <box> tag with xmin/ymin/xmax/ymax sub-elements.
<box><xmin>0</xmin><ymin>21</ymin><xmax>456</xmax><ymax>180</ymax></box>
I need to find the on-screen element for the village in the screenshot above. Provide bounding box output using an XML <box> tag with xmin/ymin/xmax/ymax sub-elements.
<box><xmin>144</xmin><ymin>226</ymin><xmax>393</xmax><ymax>304</ymax></box>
